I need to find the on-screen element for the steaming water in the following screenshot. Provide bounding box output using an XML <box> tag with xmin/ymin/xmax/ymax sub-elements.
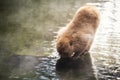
<box><xmin>0</xmin><ymin>0</ymin><xmax>120</xmax><ymax>80</ymax></box>
<box><xmin>90</xmin><ymin>0</ymin><xmax>120</xmax><ymax>79</ymax></box>
<box><xmin>91</xmin><ymin>0</ymin><xmax>120</xmax><ymax>80</ymax></box>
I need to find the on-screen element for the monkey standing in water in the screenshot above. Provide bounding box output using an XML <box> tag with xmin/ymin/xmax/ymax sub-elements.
<box><xmin>56</xmin><ymin>5</ymin><xmax>100</xmax><ymax>58</ymax></box>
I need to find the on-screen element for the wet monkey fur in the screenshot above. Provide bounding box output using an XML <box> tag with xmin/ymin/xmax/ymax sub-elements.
<box><xmin>56</xmin><ymin>5</ymin><xmax>100</xmax><ymax>58</ymax></box>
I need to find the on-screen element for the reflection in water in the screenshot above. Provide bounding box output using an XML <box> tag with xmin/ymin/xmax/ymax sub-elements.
<box><xmin>56</xmin><ymin>53</ymin><xmax>97</xmax><ymax>80</ymax></box>
<box><xmin>0</xmin><ymin>0</ymin><xmax>120</xmax><ymax>80</ymax></box>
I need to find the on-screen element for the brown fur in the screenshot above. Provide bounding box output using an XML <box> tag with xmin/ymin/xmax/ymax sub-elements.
<box><xmin>56</xmin><ymin>5</ymin><xmax>100</xmax><ymax>58</ymax></box>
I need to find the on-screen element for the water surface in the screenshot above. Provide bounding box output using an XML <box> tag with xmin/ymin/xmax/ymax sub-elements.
<box><xmin>0</xmin><ymin>0</ymin><xmax>120</xmax><ymax>80</ymax></box>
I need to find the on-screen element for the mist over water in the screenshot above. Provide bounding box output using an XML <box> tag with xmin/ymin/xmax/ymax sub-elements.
<box><xmin>90</xmin><ymin>0</ymin><xmax>120</xmax><ymax>79</ymax></box>
<box><xmin>0</xmin><ymin>0</ymin><xmax>120</xmax><ymax>80</ymax></box>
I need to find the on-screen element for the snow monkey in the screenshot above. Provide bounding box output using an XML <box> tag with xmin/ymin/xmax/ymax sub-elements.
<box><xmin>56</xmin><ymin>5</ymin><xmax>100</xmax><ymax>58</ymax></box>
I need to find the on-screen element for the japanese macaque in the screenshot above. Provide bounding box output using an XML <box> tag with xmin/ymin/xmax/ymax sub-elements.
<box><xmin>56</xmin><ymin>5</ymin><xmax>100</xmax><ymax>58</ymax></box>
